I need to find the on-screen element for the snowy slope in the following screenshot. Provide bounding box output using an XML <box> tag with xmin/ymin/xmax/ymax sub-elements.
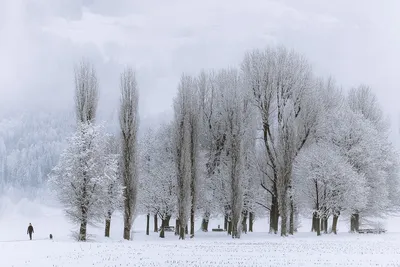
<box><xmin>1</xmin><ymin>197</ymin><xmax>400</xmax><ymax>266</ymax></box>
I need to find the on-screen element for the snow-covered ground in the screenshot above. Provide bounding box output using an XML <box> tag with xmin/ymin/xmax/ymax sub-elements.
<box><xmin>1</xmin><ymin>196</ymin><xmax>400</xmax><ymax>266</ymax></box>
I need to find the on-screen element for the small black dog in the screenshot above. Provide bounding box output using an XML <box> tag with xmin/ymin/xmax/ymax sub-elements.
<box><xmin>49</xmin><ymin>234</ymin><xmax>53</xmax><ymax>240</ymax></box>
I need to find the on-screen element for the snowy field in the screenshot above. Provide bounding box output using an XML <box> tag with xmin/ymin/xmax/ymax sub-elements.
<box><xmin>2</xmin><ymin>197</ymin><xmax>400</xmax><ymax>266</ymax></box>
<box><xmin>5</xmin><ymin>233</ymin><xmax>400</xmax><ymax>266</ymax></box>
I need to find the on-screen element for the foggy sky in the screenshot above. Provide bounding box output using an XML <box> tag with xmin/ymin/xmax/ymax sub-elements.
<box><xmin>1</xmin><ymin>0</ymin><xmax>399</xmax><ymax>144</ymax></box>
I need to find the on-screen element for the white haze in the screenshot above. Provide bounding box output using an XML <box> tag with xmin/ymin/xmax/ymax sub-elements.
<box><xmin>0</xmin><ymin>0</ymin><xmax>400</xmax><ymax>145</ymax></box>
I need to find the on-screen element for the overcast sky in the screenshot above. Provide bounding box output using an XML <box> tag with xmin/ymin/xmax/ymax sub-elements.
<box><xmin>1</xmin><ymin>0</ymin><xmax>400</xmax><ymax>142</ymax></box>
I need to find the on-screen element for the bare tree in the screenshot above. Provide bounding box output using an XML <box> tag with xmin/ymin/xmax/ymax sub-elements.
<box><xmin>189</xmin><ymin>81</ymin><xmax>201</xmax><ymax>238</ymax></box>
<box><xmin>242</xmin><ymin>46</ymin><xmax>315</xmax><ymax>236</ymax></box>
<box><xmin>173</xmin><ymin>75</ymin><xmax>195</xmax><ymax>240</ymax></box>
<box><xmin>221</xmin><ymin>69</ymin><xmax>253</xmax><ymax>238</ymax></box>
<box><xmin>242</xmin><ymin>49</ymin><xmax>279</xmax><ymax>234</ymax></box>
<box><xmin>197</xmin><ymin>70</ymin><xmax>226</xmax><ymax>231</ymax></box>
<box><xmin>119</xmin><ymin>67</ymin><xmax>139</xmax><ymax>240</ymax></box>
<box><xmin>74</xmin><ymin>59</ymin><xmax>99</xmax><ymax>124</ymax></box>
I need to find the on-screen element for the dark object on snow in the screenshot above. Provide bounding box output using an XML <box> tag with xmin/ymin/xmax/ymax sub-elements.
<box><xmin>27</xmin><ymin>223</ymin><xmax>34</xmax><ymax>240</ymax></box>
<box><xmin>358</xmin><ymin>228</ymin><xmax>386</xmax><ymax>234</ymax></box>
<box><xmin>212</xmin><ymin>225</ymin><xmax>224</xmax><ymax>232</ymax></box>
<box><xmin>49</xmin><ymin>234</ymin><xmax>53</xmax><ymax>240</ymax></box>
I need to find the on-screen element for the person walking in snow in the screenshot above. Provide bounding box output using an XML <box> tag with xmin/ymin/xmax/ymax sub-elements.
<box><xmin>27</xmin><ymin>223</ymin><xmax>34</xmax><ymax>240</ymax></box>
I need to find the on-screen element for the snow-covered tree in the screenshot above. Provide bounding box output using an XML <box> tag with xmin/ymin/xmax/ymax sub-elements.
<box><xmin>217</xmin><ymin>69</ymin><xmax>254</xmax><ymax>238</ymax></box>
<box><xmin>345</xmin><ymin>86</ymin><xmax>399</xmax><ymax>228</ymax></box>
<box><xmin>186</xmin><ymin>76</ymin><xmax>201</xmax><ymax>238</ymax></box>
<box><xmin>139</xmin><ymin>123</ymin><xmax>177</xmax><ymax>238</ymax></box>
<box><xmin>172</xmin><ymin>75</ymin><xmax>196</xmax><ymax>240</ymax></box>
<box><xmin>195</xmin><ymin>69</ymin><xmax>256</xmax><ymax>238</ymax></box>
<box><xmin>119</xmin><ymin>67</ymin><xmax>139</xmax><ymax>240</ymax></box>
<box><xmin>196</xmin><ymin>68</ymin><xmax>260</xmax><ymax>236</ymax></box>
<box><xmin>241</xmin><ymin>46</ymin><xmax>316</xmax><ymax>236</ymax></box>
<box><xmin>348</xmin><ymin>85</ymin><xmax>388</xmax><ymax>132</ymax></box>
<box><xmin>49</xmin><ymin>123</ymin><xmax>112</xmax><ymax>241</ymax></box>
<box><xmin>294</xmin><ymin>142</ymin><xmax>367</xmax><ymax>235</ymax></box>
<box><xmin>316</xmin><ymin>105</ymin><xmax>389</xmax><ymax>232</ymax></box>
<box><xmin>197</xmin><ymin>70</ymin><xmax>226</xmax><ymax>231</ymax></box>
<box><xmin>49</xmin><ymin>59</ymin><xmax>103</xmax><ymax>241</ymax></box>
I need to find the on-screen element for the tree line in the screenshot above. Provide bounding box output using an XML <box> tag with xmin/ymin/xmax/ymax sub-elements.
<box><xmin>49</xmin><ymin>45</ymin><xmax>400</xmax><ymax>241</ymax></box>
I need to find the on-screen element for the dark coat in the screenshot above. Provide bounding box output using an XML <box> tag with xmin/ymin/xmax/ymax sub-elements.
<box><xmin>27</xmin><ymin>225</ymin><xmax>34</xmax><ymax>234</ymax></box>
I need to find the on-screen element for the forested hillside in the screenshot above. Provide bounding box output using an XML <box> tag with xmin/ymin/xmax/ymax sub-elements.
<box><xmin>0</xmin><ymin>112</ymin><xmax>73</xmax><ymax>191</ymax></box>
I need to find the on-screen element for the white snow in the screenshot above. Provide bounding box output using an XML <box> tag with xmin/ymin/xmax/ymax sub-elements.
<box><xmin>1</xmin><ymin>196</ymin><xmax>400</xmax><ymax>266</ymax></box>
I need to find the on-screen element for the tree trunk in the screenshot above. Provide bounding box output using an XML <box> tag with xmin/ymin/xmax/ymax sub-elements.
<box><xmin>146</xmin><ymin>213</ymin><xmax>150</xmax><ymax>236</ymax></box>
<box><xmin>154</xmin><ymin>214</ymin><xmax>158</xmax><ymax>233</ymax></box>
<box><xmin>354</xmin><ymin>214</ymin><xmax>359</xmax><ymax>232</ymax></box>
<box><xmin>242</xmin><ymin>211</ymin><xmax>248</xmax><ymax>234</ymax></box>
<box><xmin>320</xmin><ymin>217</ymin><xmax>328</xmax><ymax>234</ymax></box>
<box><xmin>269</xmin><ymin>209</ymin><xmax>273</xmax><ymax>233</ymax></box>
<box><xmin>321</xmin><ymin>217</ymin><xmax>325</xmax><ymax>232</ymax></box>
<box><xmin>350</xmin><ymin>216</ymin><xmax>354</xmax><ymax>232</ymax></box>
<box><xmin>159</xmin><ymin>226</ymin><xmax>165</xmax><ymax>238</ymax></box>
<box><xmin>190</xmin><ymin>207</ymin><xmax>195</xmax><ymax>237</ymax></box>
<box><xmin>289</xmin><ymin>200</ymin><xmax>294</xmax><ymax>235</ymax></box>
<box><xmin>79</xmin><ymin>221</ymin><xmax>87</xmax><ymax>241</ymax></box>
<box><xmin>179</xmin><ymin>224</ymin><xmax>185</xmax><ymax>240</ymax></box>
<box><xmin>249</xmin><ymin>212</ymin><xmax>254</xmax><ymax>232</ymax></box>
<box><xmin>159</xmin><ymin>215</ymin><xmax>171</xmax><ymax>238</ymax></box>
<box><xmin>105</xmin><ymin>218</ymin><xmax>111</xmax><ymax>237</ymax></box>
<box><xmin>175</xmin><ymin>219</ymin><xmax>179</xmax><ymax>236</ymax></box>
<box><xmin>79</xmin><ymin>206</ymin><xmax>88</xmax><ymax>241</ymax></box>
<box><xmin>201</xmin><ymin>211</ymin><xmax>210</xmax><ymax>232</ymax></box>
<box><xmin>293</xmin><ymin>205</ymin><xmax>299</xmax><ymax>233</ymax></box>
<box><xmin>201</xmin><ymin>218</ymin><xmax>209</xmax><ymax>232</ymax></box>
<box><xmin>351</xmin><ymin>213</ymin><xmax>360</xmax><ymax>232</ymax></box>
<box><xmin>269</xmin><ymin>195</ymin><xmax>279</xmax><ymax>234</ymax></box>
<box><xmin>280</xmin><ymin>212</ymin><xmax>287</xmax><ymax>236</ymax></box>
<box><xmin>312</xmin><ymin>212</ymin><xmax>319</xmax><ymax>232</ymax></box>
<box><xmin>228</xmin><ymin>220</ymin><xmax>232</xmax><ymax>235</ymax></box>
<box><xmin>312</xmin><ymin>212</ymin><xmax>321</xmax><ymax>236</ymax></box>
<box><xmin>279</xmin><ymin>190</ymin><xmax>288</xmax><ymax>237</ymax></box>
<box><xmin>232</xmin><ymin>222</ymin><xmax>240</xmax><ymax>239</ymax></box>
<box><xmin>316</xmin><ymin>217</ymin><xmax>321</xmax><ymax>236</ymax></box>
<box><xmin>190</xmin><ymin>132</ymin><xmax>197</xmax><ymax>238</ymax></box>
<box><xmin>105</xmin><ymin>210</ymin><xmax>112</xmax><ymax>237</ymax></box>
<box><xmin>123</xmin><ymin>219</ymin><xmax>131</xmax><ymax>240</ymax></box>
<box><xmin>332</xmin><ymin>214</ymin><xmax>339</xmax><ymax>235</ymax></box>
